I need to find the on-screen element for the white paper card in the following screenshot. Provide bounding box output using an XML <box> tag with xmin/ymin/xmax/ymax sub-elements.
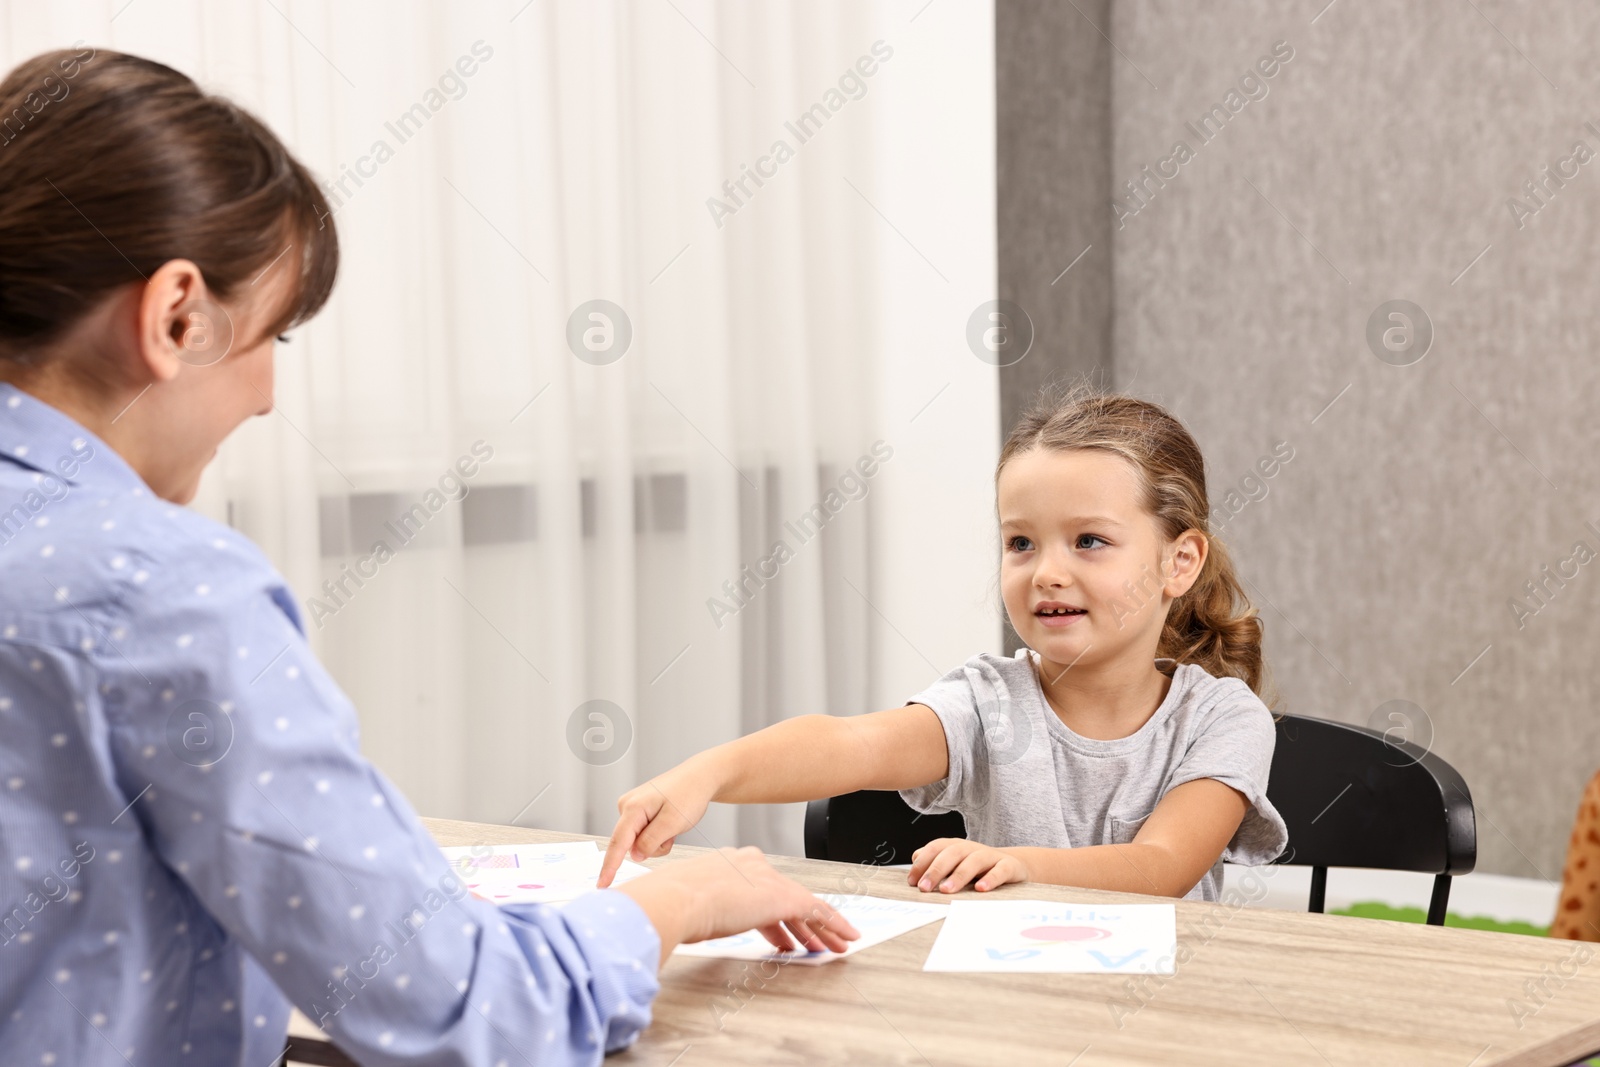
<box><xmin>921</xmin><ymin>899</ymin><xmax>1177</xmax><ymax>974</ymax></box>
<box><xmin>440</xmin><ymin>842</ymin><xmax>650</xmax><ymax>905</ymax></box>
<box><xmin>674</xmin><ymin>894</ymin><xmax>948</xmax><ymax>966</ymax></box>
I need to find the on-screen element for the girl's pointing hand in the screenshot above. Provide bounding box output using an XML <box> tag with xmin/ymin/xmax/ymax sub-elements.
<box><xmin>599</xmin><ymin>769</ymin><xmax>715</xmax><ymax>887</ymax></box>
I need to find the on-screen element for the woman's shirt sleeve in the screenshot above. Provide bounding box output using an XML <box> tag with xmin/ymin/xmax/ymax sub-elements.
<box><xmin>100</xmin><ymin>528</ymin><xmax>660</xmax><ymax>1065</ymax></box>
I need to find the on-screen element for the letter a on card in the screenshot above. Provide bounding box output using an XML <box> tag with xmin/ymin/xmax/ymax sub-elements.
<box><xmin>986</xmin><ymin>948</ymin><xmax>1042</xmax><ymax>961</ymax></box>
<box><xmin>1089</xmin><ymin>949</ymin><xmax>1148</xmax><ymax>968</ymax></box>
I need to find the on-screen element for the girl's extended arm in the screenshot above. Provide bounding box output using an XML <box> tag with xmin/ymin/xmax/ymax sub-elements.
<box><xmin>906</xmin><ymin>778</ymin><xmax>1249</xmax><ymax>897</ymax></box>
<box><xmin>599</xmin><ymin>704</ymin><xmax>948</xmax><ymax>886</ymax></box>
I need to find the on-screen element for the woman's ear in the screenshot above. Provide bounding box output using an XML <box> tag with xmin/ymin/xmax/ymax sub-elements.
<box><xmin>137</xmin><ymin>259</ymin><xmax>231</xmax><ymax>380</ymax></box>
<box><xmin>1163</xmin><ymin>529</ymin><xmax>1209</xmax><ymax>598</ymax></box>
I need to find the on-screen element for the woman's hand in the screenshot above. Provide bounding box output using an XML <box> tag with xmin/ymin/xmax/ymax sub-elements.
<box><xmin>615</xmin><ymin>847</ymin><xmax>860</xmax><ymax>963</ymax></box>
<box><xmin>908</xmin><ymin>838</ymin><xmax>1029</xmax><ymax>893</ymax></box>
<box><xmin>599</xmin><ymin>761</ymin><xmax>720</xmax><ymax>887</ymax></box>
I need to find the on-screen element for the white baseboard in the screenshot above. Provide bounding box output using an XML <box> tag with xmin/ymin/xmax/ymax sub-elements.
<box><xmin>1224</xmin><ymin>863</ymin><xmax>1559</xmax><ymax>928</ymax></box>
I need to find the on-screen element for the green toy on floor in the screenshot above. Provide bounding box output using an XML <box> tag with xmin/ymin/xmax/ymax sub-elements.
<box><xmin>1331</xmin><ymin>901</ymin><xmax>1548</xmax><ymax>937</ymax></box>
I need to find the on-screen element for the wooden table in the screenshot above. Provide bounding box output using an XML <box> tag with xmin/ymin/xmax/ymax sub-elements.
<box><xmin>288</xmin><ymin>818</ymin><xmax>1600</xmax><ymax>1066</ymax></box>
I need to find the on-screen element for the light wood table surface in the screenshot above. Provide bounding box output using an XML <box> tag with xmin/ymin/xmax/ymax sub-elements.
<box><xmin>287</xmin><ymin>817</ymin><xmax>1600</xmax><ymax>1067</ymax></box>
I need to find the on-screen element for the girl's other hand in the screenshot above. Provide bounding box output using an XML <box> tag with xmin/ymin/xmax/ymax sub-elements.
<box><xmin>908</xmin><ymin>838</ymin><xmax>1030</xmax><ymax>894</ymax></box>
<box><xmin>599</xmin><ymin>767</ymin><xmax>716</xmax><ymax>887</ymax></box>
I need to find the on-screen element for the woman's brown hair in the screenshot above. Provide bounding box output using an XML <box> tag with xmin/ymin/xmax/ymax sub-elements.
<box><xmin>998</xmin><ymin>385</ymin><xmax>1272</xmax><ymax>699</ymax></box>
<box><xmin>0</xmin><ymin>47</ymin><xmax>337</xmax><ymax>360</ymax></box>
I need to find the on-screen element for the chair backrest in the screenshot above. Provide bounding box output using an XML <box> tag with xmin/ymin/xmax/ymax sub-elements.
<box><xmin>803</xmin><ymin>789</ymin><xmax>964</xmax><ymax>866</ymax></box>
<box><xmin>1269</xmin><ymin>712</ymin><xmax>1476</xmax><ymax>877</ymax></box>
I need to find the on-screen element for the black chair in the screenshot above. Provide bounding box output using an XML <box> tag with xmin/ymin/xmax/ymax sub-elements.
<box><xmin>1269</xmin><ymin>712</ymin><xmax>1475</xmax><ymax>926</ymax></box>
<box><xmin>803</xmin><ymin>787</ymin><xmax>966</xmax><ymax>868</ymax></box>
<box><xmin>802</xmin><ymin>713</ymin><xmax>1476</xmax><ymax>926</ymax></box>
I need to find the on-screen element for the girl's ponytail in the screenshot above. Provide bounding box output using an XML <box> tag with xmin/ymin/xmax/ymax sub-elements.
<box><xmin>1160</xmin><ymin>535</ymin><xmax>1270</xmax><ymax>700</ymax></box>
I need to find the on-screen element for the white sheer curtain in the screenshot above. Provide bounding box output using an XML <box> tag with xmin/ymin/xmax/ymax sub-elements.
<box><xmin>2</xmin><ymin>0</ymin><xmax>1000</xmax><ymax>856</ymax></box>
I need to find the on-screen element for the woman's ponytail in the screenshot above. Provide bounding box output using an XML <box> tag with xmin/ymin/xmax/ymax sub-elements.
<box><xmin>0</xmin><ymin>48</ymin><xmax>338</xmax><ymax>361</ymax></box>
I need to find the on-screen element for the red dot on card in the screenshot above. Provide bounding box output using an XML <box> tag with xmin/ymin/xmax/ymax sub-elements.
<box><xmin>517</xmin><ymin>884</ymin><xmax>544</xmax><ymax>890</ymax></box>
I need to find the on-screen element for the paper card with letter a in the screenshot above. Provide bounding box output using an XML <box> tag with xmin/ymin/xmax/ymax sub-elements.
<box><xmin>922</xmin><ymin>900</ymin><xmax>1176</xmax><ymax>974</ymax></box>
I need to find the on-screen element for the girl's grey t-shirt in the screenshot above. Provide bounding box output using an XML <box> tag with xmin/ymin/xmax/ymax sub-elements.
<box><xmin>899</xmin><ymin>649</ymin><xmax>1288</xmax><ymax>901</ymax></box>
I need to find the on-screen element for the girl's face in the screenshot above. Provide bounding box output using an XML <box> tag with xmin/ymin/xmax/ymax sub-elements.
<box><xmin>998</xmin><ymin>448</ymin><xmax>1202</xmax><ymax>674</ymax></box>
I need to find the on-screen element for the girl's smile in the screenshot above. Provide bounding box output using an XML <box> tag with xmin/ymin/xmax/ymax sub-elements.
<box><xmin>1033</xmin><ymin>599</ymin><xmax>1088</xmax><ymax>628</ymax></box>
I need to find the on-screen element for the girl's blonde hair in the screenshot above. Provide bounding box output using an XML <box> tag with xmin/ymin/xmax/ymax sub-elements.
<box><xmin>998</xmin><ymin>386</ymin><xmax>1271</xmax><ymax>699</ymax></box>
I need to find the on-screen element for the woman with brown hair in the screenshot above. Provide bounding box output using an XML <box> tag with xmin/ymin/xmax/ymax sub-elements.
<box><xmin>0</xmin><ymin>47</ymin><xmax>854</xmax><ymax>1066</ymax></box>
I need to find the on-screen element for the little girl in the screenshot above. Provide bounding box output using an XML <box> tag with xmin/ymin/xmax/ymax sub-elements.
<box><xmin>601</xmin><ymin>390</ymin><xmax>1289</xmax><ymax>901</ymax></box>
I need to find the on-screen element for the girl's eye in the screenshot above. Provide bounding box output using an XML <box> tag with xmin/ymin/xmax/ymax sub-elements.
<box><xmin>276</xmin><ymin>334</ymin><xmax>292</xmax><ymax>344</ymax></box>
<box><xmin>1076</xmin><ymin>534</ymin><xmax>1108</xmax><ymax>550</ymax></box>
<box><xmin>1006</xmin><ymin>535</ymin><xmax>1034</xmax><ymax>552</ymax></box>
